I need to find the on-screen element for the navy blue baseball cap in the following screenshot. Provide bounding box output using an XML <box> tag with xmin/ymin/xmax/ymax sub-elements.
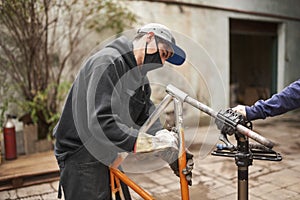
<box><xmin>137</xmin><ymin>23</ymin><xmax>186</xmax><ymax>66</ymax></box>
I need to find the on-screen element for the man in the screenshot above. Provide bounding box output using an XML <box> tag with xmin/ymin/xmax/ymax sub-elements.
<box><xmin>53</xmin><ymin>23</ymin><xmax>192</xmax><ymax>200</ymax></box>
<box><xmin>233</xmin><ymin>79</ymin><xmax>300</xmax><ymax>120</ymax></box>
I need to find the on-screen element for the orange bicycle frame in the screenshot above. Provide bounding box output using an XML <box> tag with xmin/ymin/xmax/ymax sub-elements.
<box><xmin>109</xmin><ymin>92</ymin><xmax>190</xmax><ymax>200</ymax></box>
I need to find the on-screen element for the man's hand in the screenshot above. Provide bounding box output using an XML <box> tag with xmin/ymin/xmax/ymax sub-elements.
<box><xmin>232</xmin><ymin>105</ymin><xmax>246</xmax><ymax>117</ymax></box>
<box><xmin>169</xmin><ymin>151</ymin><xmax>194</xmax><ymax>186</ymax></box>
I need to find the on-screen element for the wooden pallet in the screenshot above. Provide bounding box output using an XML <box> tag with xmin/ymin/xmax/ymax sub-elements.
<box><xmin>0</xmin><ymin>151</ymin><xmax>59</xmax><ymax>191</ymax></box>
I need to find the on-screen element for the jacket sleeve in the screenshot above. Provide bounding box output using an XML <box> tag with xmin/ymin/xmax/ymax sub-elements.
<box><xmin>246</xmin><ymin>79</ymin><xmax>300</xmax><ymax>120</ymax></box>
<box><xmin>87</xmin><ymin>63</ymin><xmax>139</xmax><ymax>152</ymax></box>
<box><xmin>142</xmin><ymin>84</ymin><xmax>163</xmax><ymax>135</ymax></box>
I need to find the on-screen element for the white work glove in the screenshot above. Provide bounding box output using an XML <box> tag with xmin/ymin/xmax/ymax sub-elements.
<box><xmin>232</xmin><ymin>105</ymin><xmax>247</xmax><ymax>117</ymax></box>
<box><xmin>134</xmin><ymin>129</ymin><xmax>179</xmax><ymax>163</ymax></box>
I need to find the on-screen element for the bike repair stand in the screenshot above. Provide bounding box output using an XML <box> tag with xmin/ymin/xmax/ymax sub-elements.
<box><xmin>212</xmin><ymin>110</ymin><xmax>282</xmax><ymax>200</ymax></box>
<box><xmin>164</xmin><ymin>85</ymin><xmax>282</xmax><ymax>200</ymax></box>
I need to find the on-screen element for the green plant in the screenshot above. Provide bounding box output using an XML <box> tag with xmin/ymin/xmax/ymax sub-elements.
<box><xmin>19</xmin><ymin>81</ymin><xmax>71</xmax><ymax>139</ymax></box>
<box><xmin>0</xmin><ymin>0</ymin><xmax>136</xmax><ymax>139</ymax></box>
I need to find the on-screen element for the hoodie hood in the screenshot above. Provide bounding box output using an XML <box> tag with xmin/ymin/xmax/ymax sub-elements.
<box><xmin>106</xmin><ymin>36</ymin><xmax>137</xmax><ymax>70</ymax></box>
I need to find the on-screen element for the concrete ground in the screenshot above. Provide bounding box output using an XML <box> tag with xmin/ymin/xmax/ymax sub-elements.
<box><xmin>0</xmin><ymin>112</ymin><xmax>300</xmax><ymax>200</ymax></box>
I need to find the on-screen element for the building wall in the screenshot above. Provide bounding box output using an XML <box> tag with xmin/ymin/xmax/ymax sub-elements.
<box><xmin>126</xmin><ymin>0</ymin><xmax>300</xmax><ymax>110</ymax></box>
<box><xmin>125</xmin><ymin>2</ymin><xmax>230</xmax><ymax>127</ymax></box>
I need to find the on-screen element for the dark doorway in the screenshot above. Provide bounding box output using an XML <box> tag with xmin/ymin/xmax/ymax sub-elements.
<box><xmin>230</xmin><ymin>19</ymin><xmax>278</xmax><ymax>106</ymax></box>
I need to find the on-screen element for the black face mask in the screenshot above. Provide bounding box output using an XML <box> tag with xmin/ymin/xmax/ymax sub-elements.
<box><xmin>140</xmin><ymin>37</ymin><xmax>163</xmax><ymax>75</ymax></box>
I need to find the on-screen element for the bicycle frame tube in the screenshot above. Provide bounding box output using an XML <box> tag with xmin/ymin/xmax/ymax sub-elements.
<box><xmin>166</xmin><ymin>84</ymin><xmax>274</xmax><ymax>148</ymax></box>
<box><xmin>109</xmin><ymin>152</ymin><xmax>155</xmax><ymax>200</ymax></box>
<box><xmin>110</xmin><ymin>168</ymin><xmax>125</xmax><ymax>200</ymax></box>
<box><xmin>174</xmin><ymin>98</ymin><xmax>190</xmax><ymax>200</ymax></box>
<box><xmin>139</xmin><ymin>94</ymin><xmax>173</xmax><ymax>133</ymax></box>
<box><xmin>110</xmin><ymin>167</ymin><xmax>155</xmax><ymax>200</ymax></box>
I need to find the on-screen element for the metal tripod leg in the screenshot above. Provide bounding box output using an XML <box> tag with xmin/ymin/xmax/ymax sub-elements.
<box><xmin>238</xmin><ymin>166</ymin><xmax>248</xmax><ymax>200</ymax></box>
<box><xmin>235</xmin><ymin>135</ymin><xmax>252</xmax><ymax>200</ymax></box>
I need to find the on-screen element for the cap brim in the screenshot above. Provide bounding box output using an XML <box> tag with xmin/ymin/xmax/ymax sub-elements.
<box><xmin>167</xmin><ymin>44</ymin><xmax>186</xmax><ymax>66</ymax></box>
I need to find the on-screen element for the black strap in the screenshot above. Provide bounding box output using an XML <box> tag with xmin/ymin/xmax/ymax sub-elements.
<box><xmin>58</xmin><ymin>180</ymin><xmax>62</xmax><ymax>199</ymax></box>
<box><xmin>57</xmin><ymin>160</ymin><xmax>64</xmax><ymax>199</ymax></box>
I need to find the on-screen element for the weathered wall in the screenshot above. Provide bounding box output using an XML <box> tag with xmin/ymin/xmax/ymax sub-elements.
<box><xmin>58</xmin><ymin>0</ymin><xmax>300</xmax><ymax>127</ymax></box>
<box><xmin>126</xmin><ymin>0</ymin><xmax>300</xmax><ymax>107</ymax></box>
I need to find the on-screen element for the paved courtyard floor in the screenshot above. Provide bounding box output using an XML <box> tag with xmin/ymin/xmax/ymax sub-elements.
<box><xmin>0</xmin><ymin>111</ymin><xmax>300</xmax><ymax>200</ymax></box>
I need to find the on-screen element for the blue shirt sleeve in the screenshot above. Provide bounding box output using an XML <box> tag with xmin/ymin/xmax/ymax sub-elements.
<box><xmin>246</xmin><ymin>79</ymin><xmax>300</xmax><ymax>120</ymax></box>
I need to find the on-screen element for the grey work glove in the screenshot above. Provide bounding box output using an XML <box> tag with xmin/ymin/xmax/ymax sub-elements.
<box><xmin>169</xmin><ymin>151</ymin><xmax>194</xmax><ymax>186</ymax></box>
<box><xmin>134</xmin><ymin>129</ymin><xmax>179</xmax><ymax>157</ymax></box>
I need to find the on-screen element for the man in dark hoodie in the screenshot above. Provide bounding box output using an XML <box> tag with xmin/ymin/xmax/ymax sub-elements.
<box><xmin>53</xmin><ymin>23</ymin><xmax>192</xmax><ymax>200</ymax></box>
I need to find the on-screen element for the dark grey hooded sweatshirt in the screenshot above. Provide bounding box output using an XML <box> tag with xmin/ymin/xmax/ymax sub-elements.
<box><xmin>53</xmin><ymin>36</ymin><xmax>162</xmax><ymax>165</ymax></box>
